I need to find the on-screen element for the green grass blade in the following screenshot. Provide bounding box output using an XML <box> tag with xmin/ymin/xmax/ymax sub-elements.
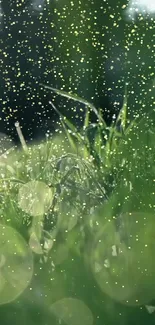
<box><xmin>116</xmin><ymin>86</ymin><xmax>127</xmax><ymax>132</ymax></box>
<box><xmin>41</xmin><ymin>83</ymin><xmax>106</xmax><ymax>125</ymax></box>
<box><xmin>49</xmin><ymin>101</ymin><xmax>91</xmax><ymax>157</ymax></box>
<box><xmin>84</xmin><ymin>107</ymin><xmax>90</xmax><ymax>129</ymax></box>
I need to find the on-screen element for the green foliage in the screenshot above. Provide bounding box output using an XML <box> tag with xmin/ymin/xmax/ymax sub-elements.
<box><xmin>1</xmin><ymin>86</ymin><xmax>155</xmax><ymax>325</ymax></box>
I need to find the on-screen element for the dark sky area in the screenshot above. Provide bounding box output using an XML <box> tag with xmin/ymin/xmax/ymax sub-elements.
<box><xmin>0</xmin><ymin>0</ymin><xmax>154</xmax><ymax>144</ymax></box>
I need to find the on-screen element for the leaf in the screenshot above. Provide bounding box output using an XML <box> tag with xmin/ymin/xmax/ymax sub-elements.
<box><xmin>18</xmin><ymin>180</ymin><xmax>53</xmax><ymax>217</ymax></box>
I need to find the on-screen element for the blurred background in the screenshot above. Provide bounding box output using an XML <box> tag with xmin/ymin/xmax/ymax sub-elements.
<box><xmin>0</xmin><ymin>0</ymin><xmax>154</xmax><ymax>144</ymax></box>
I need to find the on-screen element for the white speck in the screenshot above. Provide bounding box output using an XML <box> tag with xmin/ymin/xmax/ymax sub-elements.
<box><xmin>112</xmin><ymin>245</ymin><xmax>118</xmax><ymax>256</ymax></box>
<box><xmin>104</xmin><ymin>259</ymin><xmax>110</xmax><ymax>268</ymax></box>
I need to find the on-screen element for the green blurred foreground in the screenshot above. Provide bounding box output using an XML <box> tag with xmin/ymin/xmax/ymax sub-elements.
<box><xmin>0</xmin><ymin>108</ymin><xmax>155</xmax><ymax>324</ymax></box>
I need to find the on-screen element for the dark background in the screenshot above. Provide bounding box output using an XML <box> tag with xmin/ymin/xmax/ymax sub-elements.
<box><xmin>0</xmin><ymin>0</ymin><xmax>154</xmax><ymax>144</ymax></box>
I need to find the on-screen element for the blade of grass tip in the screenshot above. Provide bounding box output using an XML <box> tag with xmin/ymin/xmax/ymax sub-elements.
<box><xmin>15</xmin><ymin>121</ymin><xmax>28</xmax><ymax>152</ymax></box>
<box><xmin>41</xmin><ymin>83</ymin><xmax>106</xmax><ymax>126</ymax></box>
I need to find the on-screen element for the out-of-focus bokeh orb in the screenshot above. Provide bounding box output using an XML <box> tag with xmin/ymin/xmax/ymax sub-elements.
<box><xmin>0</xmin><ymin>224</ymin><xmax>33</xmax><ymax>305</ymax></box>
<box><xmin>89</xmin><ymin>211</ymin><xmax>155</xmax><ymax>306</ymax></box>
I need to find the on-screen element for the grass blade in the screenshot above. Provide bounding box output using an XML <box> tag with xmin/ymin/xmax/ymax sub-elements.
<box><xmin>40</xmin><ymin>83</ymin><xmax>106</xmax><ymax>125</ymax></box>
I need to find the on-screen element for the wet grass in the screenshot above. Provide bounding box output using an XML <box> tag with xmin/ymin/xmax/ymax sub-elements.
<box><xmin>1</xmin><ymin>89</ymin><xmax>155</xmax><ymax>324</ymax></box>
<box><xmin>0</xmin><ymin>88</ymin><xmax>129</xmax><ymax>242</ymax></box>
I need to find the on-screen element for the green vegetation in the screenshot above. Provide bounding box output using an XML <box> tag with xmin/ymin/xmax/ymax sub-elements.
<box><xmin>0</xmin><ymin>88</ymin><xmax>155</xmax><ymax>324</ymax></box>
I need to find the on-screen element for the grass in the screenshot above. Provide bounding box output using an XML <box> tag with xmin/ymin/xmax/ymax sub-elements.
<box><xmin>1</xmin><ymin>87</ymin><xmax>155</xmax><ymax>319</ymax></box>
<box><xmin>0</xmin><ymin>87</ymin><xmax>129</xmax><ymax>238</ymax></box>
